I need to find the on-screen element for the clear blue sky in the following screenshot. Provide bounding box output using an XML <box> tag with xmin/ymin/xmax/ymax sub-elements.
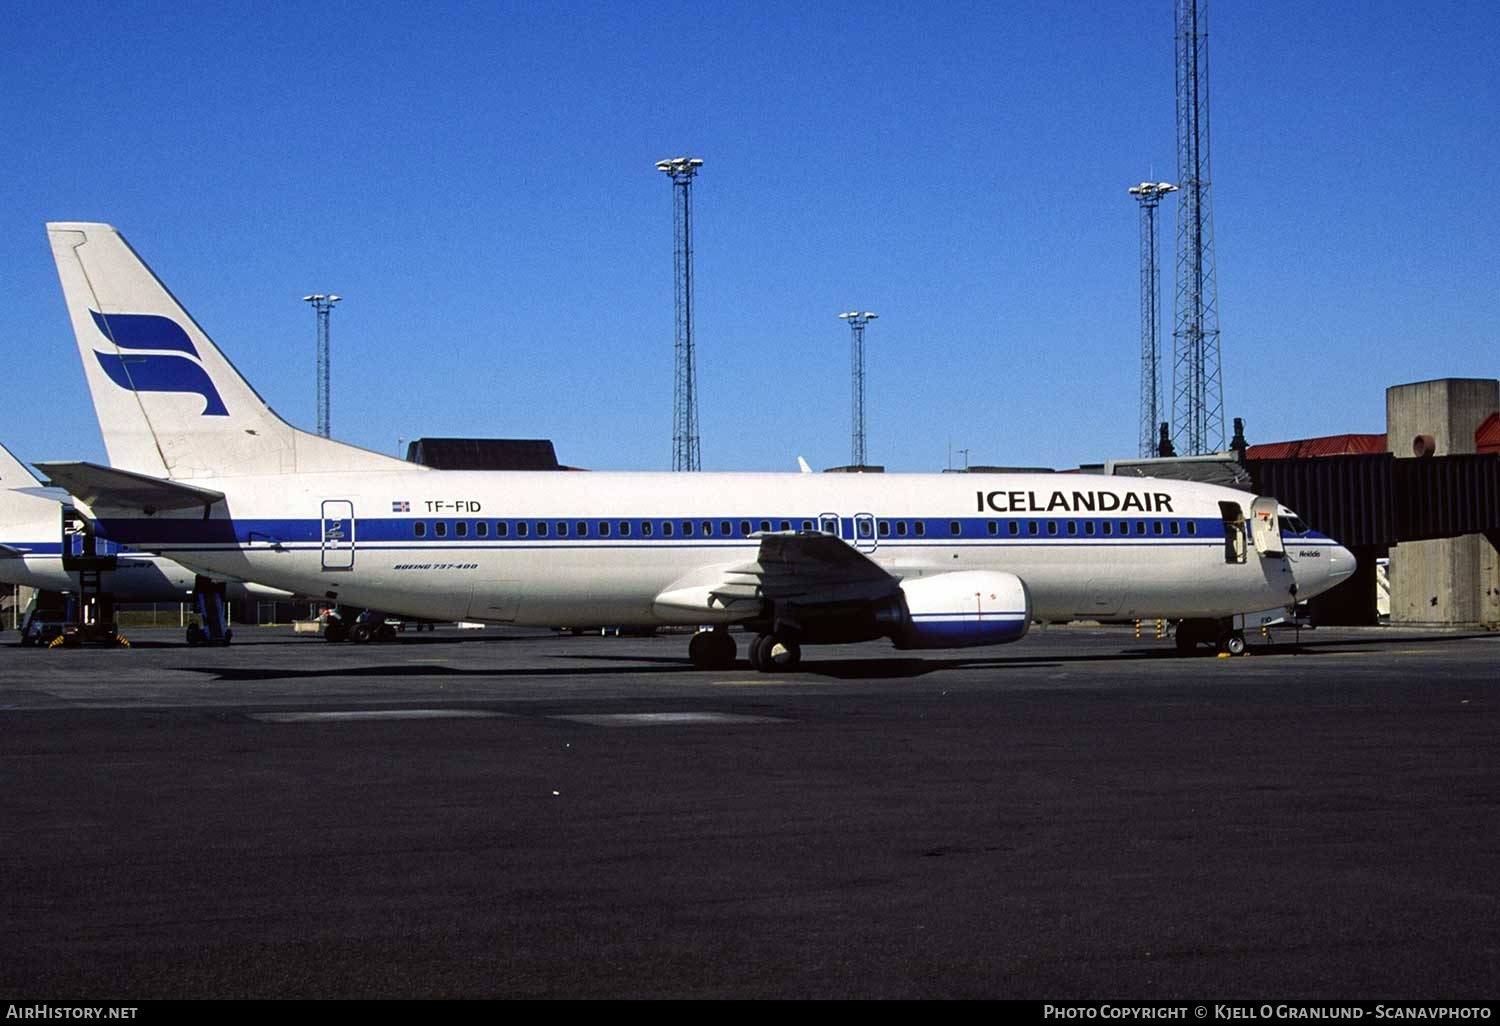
<box><xmin>3</xmin><ymin>1</ymin><xmax>1496</xmax><ymax>474</ymax></box>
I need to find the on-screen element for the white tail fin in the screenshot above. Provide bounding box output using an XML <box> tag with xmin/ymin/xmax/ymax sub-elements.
<box><xmin>47</xmin><ymin>222</ymin><xmax>415</xmax><ymax>479</ymax></box>
<box><xmin>0</xmin><ymin>441</ymin><xmax>63</xmax><ymax>531</ymax></box>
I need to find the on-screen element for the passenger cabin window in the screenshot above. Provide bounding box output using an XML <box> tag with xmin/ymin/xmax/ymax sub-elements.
<box><xmin>497</xmin><ymin>522</ymin><xmax>509</xmax><ymax>537</ymax></box>
<box><xmin>914</xmin><ymin>522</ymin><xmax>926</xmax><ymax>537</ymax></box>
<box><xmin>879</xmin><ymin>521</ymin><xmax>891</xmax><ymax>537</ymax></box>
<box><xmin>556</xmin><ymin>522</ymin><xmax>568</xmax><ymax>537</ymax></box>
<box><xmin>619</xmin><ymin>522</ymin><xmax>631</xmax><ymax>537</ymax></box>
<box><xmin>740</xmin><ymin>521</ymin><xmax>752</xmax><ymax>536</ymax></box>
<box><xmin>896</xmin><ymin>522</ymin><xmax>908</xmax><ymax>537</ymax></box>
<box><xmin>599</xmin><ymin>522</ymin><xmax>610</xmax><ymax>537</ymax></box>
<box><xmin>858</xmin><ymin>519</ymin><xmax>873</xmax><ymax>538</ymax></box>
<box><xmin>456</xmin><ymin>522</ymin><xmax>468</xmax><ymax>538</ymax></box>
<box><xmin>803</xmin><ymin>520</ymin><xmax>815</xmax><ymax>531</ymax></box>
<box><xmin>577</xmin><ymin>521</ymin><xmax>588</xmax><ymax>537</ymax></box>
<box><xmin>477</xmin><ymin>522</ymin><xmax>488</xmax><ymax>538</ymax></box>
<box><xmin>987</xmin><ymin>521</ymin><xmax>998</xmax><ymax>536</ymax></box>
<box><xmin>518</xmin><ymin>522</ymin><xmax>529</xmax><ymax>538</ymax></box>
<box><xmin>821</xmin><ymin>518</ymin><xmax>837</xmax><ymax>534</ymax></box>
<box><xmin>950</xmin><ymin>521</ymin><xmax>961</xmax><ymax>536</ymax></box>
<box><xmin>537</xmin><ymin>522</ymin><xmax>548</xmax><ymax>538</ymax></box>
<box><xmin>1067</xmin><ymin>521</ymin><xmax>1078</xmax><ymax>536</ymax></box>
<box><xmin>1047</xmin><ymin>521</ymin><xmax>1058</xmax><ymax>536</ymax></box>
<box><xmin>662</xmin><ymin>522</ymin><xmax>674</xmax><ymax>537</ymax></box>
<box><xmin>414</xmin><ymin>522</ymin><xmax>427</xmax><ymax>538</ymax></box>
<box><xmin>642</xmin><ymin>522</ymin><xmax>653</xmax><ymax>537</ymax></box>
<box><xmin>435</xmin><ymin>522</ymin><xmax>448</xmax><ymax>538</ymax></box>
<box><xmin>721</xmin><ymin>521</ymin><xmax>732</xmax><ymax>536</ymax></box>
<box><xmin>1009</xmin><ymin>522</ymin><xmax>1019</xmax><ymax>536</ymax></box>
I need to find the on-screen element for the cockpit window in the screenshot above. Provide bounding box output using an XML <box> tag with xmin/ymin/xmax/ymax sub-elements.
<box><xmin>1282</xmin><ymin>515</ymin><xmax>1310</xmax><ymax>535</ymax></box>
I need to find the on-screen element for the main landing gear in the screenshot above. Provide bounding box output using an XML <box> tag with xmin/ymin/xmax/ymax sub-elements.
<box><xmin>687</xmin><ymin>627</ymin><xmax>737</xmax><ymax>670</ymax></box>
<box><xmin>686</xmin><ymin>628</ymin><xmax>803</xmax><ymax>672</ymax></box>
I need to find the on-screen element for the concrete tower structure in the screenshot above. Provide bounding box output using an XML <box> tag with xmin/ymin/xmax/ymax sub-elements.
<box><xmin>1386</xmin><ymin>378</ymin><xmax>1500</xmax><ymax>627</ymax></box>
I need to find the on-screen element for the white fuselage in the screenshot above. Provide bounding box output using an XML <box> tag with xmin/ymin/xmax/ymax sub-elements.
<box><xmin>88</xmin><ymin>470</ymin><xmax>1354</xmax><ymax>627</ymax></box>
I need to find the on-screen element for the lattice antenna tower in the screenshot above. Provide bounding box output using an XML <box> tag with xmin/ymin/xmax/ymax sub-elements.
<box><xmin>1130</xmin><ymin>182</ymin><xmax>1177</xmax><ymax>457</ymax></box>
<box><xmin>1171</xmin><ymin>0</ymin><xmax>1225</xmax><ymax>455</ymax></box>
<box><xmin>302</xmin><ymin>293</ymin><xmax>341</xmax><ymax>438</ymax></box>
<box><xmin>838</xmin><ymin>311</ymin><xmax>878</xmax><ymax>467</ymax></box>
<box><xmin>656</xmin><ymin>156</ymin><xmax>704</xmax><ymax>471</ymax></box>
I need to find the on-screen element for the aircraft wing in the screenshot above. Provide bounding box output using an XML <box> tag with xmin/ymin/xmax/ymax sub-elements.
<box><xmin>653</xmin><ymin>531</ymin><xmax>900</xmax><ymax>617</ymax></box>
<box><xmin>32</xmin><ymin>461</ymin><xmax>224</xmax><ymax>514</ymax></box>
<box><xmin>716</xmin><ymin>531</ymin><xmax>899</xmax><ymax>605</ymax></box>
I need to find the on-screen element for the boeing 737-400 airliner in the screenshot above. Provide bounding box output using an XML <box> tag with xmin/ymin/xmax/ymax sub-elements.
<box><xmin>38</xmin><ymin>222</ymin><xmax>1356</xmax><ymax>669</ymax></box>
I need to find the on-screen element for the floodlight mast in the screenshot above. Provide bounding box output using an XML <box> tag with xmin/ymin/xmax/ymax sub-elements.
<box><xmin>839</xmin><ymin>311</ymin><xmax>878</xmax><ymax>468</ymax></box>
<box><xmin>303</xmin><ymin>293</ymin><xmax>342</xmax><ymax>438</ymax></box>
<box><xmin>656</xmin><ymin>156</ymin><xmax>704</xmax><ymax>471</ymax></box>
<box><xmin>1128</xmin><ymin>182</ymin><xmax>1177</xmax><ymax>457</ymax></box>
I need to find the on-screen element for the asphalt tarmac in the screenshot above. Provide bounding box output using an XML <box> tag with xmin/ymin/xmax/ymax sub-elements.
<box><xmin>1</xmin><ymin>623</ymin><xmax>1496</xmax><ymax>999</ymax></box>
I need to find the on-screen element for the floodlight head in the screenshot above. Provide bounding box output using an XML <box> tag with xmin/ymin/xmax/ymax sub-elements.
<box><xmin>303</xmin><ymin>294</ymin><xmax>322</xmax><ymax>302</ymax></box>
<box><xmin>328</xmin><ymin>295</ymin><xmax>342</xmax><ymax>303</ymax></box>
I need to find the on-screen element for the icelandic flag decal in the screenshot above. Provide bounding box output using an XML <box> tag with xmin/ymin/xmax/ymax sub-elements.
<box><xmin>392</xmin><ymin>501</ymin><xmax>410</xmax><ymax>512</ymax></box>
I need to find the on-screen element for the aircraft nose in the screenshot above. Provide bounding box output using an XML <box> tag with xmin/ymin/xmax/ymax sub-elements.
<box><xmin>1328</xmin><ymin>545</ymin><xmax>1357</xmax><ymax>581</ymax></box>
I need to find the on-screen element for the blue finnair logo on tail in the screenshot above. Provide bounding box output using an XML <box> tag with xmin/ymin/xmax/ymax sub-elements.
<box><xmin>90</xmin><ymin>310</ymin><xmax>228</xmax><ymax>416</ymax></box>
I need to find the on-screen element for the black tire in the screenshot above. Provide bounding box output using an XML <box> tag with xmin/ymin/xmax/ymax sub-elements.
<box><xmin>748</xmin><ymin>634</ymin><xmax>771</xmax><ymax>671</ymax></box>
<box><xmin>349</xmin><ymin>622</ymin><xmax>373</xmax><ymax>644</ymax></box>
<box><xmin>766</xmin><ymin>635</ymin><xmax>801</xmax><ymax>671</ymax></box>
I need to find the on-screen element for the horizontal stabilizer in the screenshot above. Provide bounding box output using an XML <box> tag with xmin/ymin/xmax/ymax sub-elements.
<box><xmin>34</xmin><ymin>461</ymin><xmax>225</xmax><ymax>514</ymax></box>
<box><xmin>0</xmin><ymin>543</ymin><xmax>26</xmax><ymax>559</ymax></box>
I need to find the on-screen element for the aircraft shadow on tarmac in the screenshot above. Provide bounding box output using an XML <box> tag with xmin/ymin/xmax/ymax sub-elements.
<box><xmin>181</xmin><ymin>630</ymin><xmax>1490</xmax><ymax>684</ymax></box>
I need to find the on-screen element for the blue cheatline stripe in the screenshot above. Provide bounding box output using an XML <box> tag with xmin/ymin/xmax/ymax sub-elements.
<box><xmin>97</xmin><ymin>514</ymin><xmax>1237</xmax><ymax>548</ymax></box>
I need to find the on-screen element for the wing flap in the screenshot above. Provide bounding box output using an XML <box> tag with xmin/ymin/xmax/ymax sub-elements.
<box><xmin>717</xmin><ymin>531</ymin><xmax>897</xmax><ymax>605</ymax></box>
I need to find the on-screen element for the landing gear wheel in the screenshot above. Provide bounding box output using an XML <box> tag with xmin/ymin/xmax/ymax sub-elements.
<box><xmin>1219</xmin><ymin>630</ymin><xmax>1247</xmax><ymax>656</ymax></box>
<box><xmin>689</xmin><ymin>630</ymin><xmax>713</xmax><ymax>669</ymax></box>
<box><xmin>748</xmin><ymin>634</ymin><xmax>771</xmax><ymax>671</ymax></box>
<box><xmin>689</xmin><ymin>630</ymin><xmax>738</xmax><ymax>670</ymax></box>
<box><xmin>767</xmin><ymin>635</ymin><xmax>801</xmax><ymax>671</ymax></box>
<box><xmin>349</xmin><ymin>622</ymin><xmax>373</xmax><ymax>644</ymax></box>
<box><xmin>751</xmin><ymin>633</ymin><xmax>800</xmax><ymax>672</ymax></box>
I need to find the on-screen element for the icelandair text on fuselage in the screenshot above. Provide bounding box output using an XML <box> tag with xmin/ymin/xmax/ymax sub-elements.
<box><xmin>1041</xmin><ymin>1007</ymin><xmax>1492</xmax><ymax>1021</ymax></box>
<box><xmin>7</xmin><ymin>1009</ymin><xmax>137</xmax><ymax>1020</ymax></box>
<box><xmin>977</xmin><ymin>490</ymin><xmax>1176</xmax><ymax>514</ymax></box>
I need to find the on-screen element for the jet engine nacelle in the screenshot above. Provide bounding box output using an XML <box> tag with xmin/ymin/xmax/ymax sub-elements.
<box><xmin>880</xmin><ymin>570</ymin><xmax>1032</xmax><ymax>650</ymax></box>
